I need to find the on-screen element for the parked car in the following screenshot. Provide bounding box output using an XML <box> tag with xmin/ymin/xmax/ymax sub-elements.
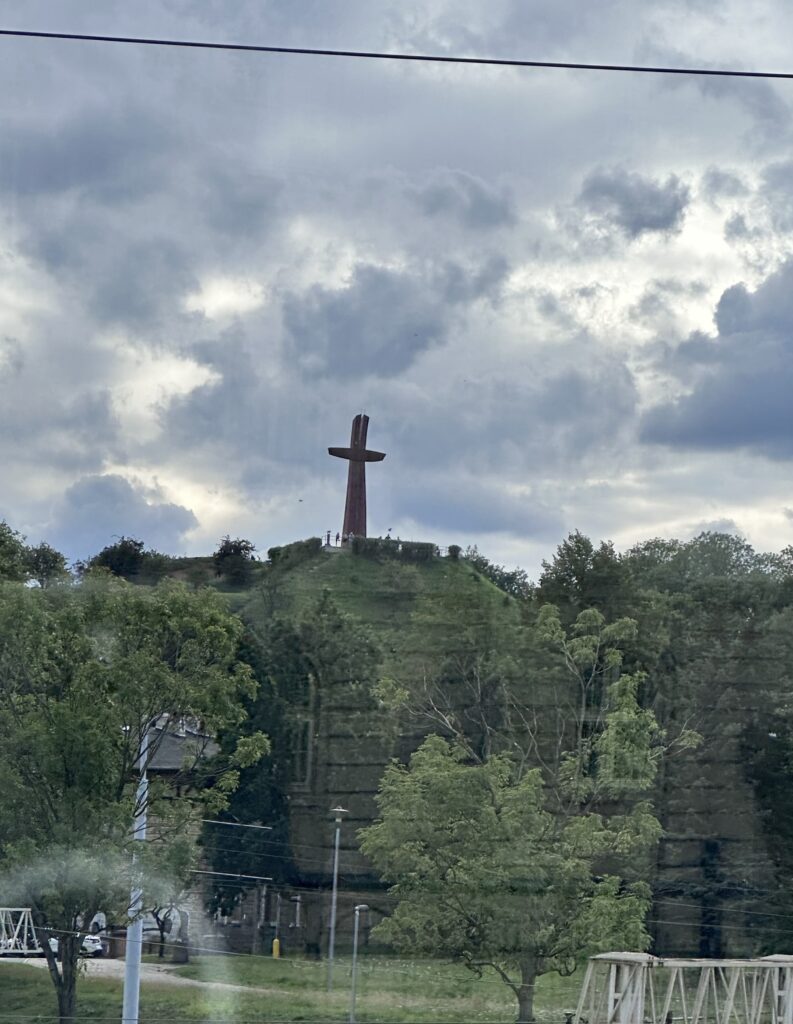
<box><xmin>48</xmin><ymin>934</ymin><xmax>105</xmax><ymax>958</ymax></box>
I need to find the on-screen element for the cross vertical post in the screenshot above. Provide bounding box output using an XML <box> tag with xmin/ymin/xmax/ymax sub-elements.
<box><xmin>328</xmin><ymin>414</ymin><xmax>385</xmax><ymax>542</ymax></box>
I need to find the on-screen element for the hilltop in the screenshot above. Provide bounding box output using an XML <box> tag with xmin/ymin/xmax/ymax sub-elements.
<box><xmin>159</xmin><ymin>537</ymin><xmax>525</xmax><ymax>677</ymax></box>
<box><xmin>242</xmin><ymin>541</ymin><xmax>523</xmax><ymax>674</ymax></box>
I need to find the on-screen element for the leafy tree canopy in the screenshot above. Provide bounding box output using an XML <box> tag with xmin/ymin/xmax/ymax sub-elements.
<box><xmin>0</xmin><ymin>576</ymin><xmax>268</xmax><ymax>1023</ymax></box>
<box><xmin>81</xmin><ymin>536</ymin><xmax>172</xmax><ymax>583</ymax></box>
<box><xmin>363</xmin><ymin>605</ymin><xmax>668</xmax><ymax>1023</ymax></box>
<box><xmin>214</xmin><ymin>535</ymin><xmax>257</xmax><ymax>586</ymax></box>
<box><xmin>26</xmin><ymin>541</ymin><xmax>69</xmax><ymax>588</ymax></box>
<box><xmin>0</xmin><ymin>520</ymin><xmax>31</xmax><ymax>582</ymax></box>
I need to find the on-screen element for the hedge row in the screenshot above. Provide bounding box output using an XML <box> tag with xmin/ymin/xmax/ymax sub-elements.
<box><xmin>350</xmin><ymin>537</ymin><xmax>439</xmax><ymax>563</ymax></box>
<box><xmin>268</xmin><ymin>537</ymin><xmax>323</xmax><ymax>567</ymax></box>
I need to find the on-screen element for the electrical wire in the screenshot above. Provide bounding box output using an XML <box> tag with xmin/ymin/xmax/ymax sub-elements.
<box><xmin>0</xmin><ymin>28</ymin><xmax>793</xmax><ymax>81</ymax></box>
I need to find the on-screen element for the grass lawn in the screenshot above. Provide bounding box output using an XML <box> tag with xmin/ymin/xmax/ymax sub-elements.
<box><xmin>0</xmin><ymin>955</ymin><xmax>582</xmax><ymax>1022</ymax></box>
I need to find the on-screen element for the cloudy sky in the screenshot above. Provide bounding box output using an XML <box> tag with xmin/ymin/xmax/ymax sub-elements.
<box><xmin>2</xmin><ymin>0</ymin><xmax>793</xmax><ymax>576</ymax></box>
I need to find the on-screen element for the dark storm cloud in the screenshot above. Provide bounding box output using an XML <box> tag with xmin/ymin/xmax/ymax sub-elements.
<box><xmin>0</xmin><ymin>336</ymin><xmax>24</xmax><ymax>376</ymax></box>
<box><xmin>641</xmin><ymin>42</ymin><xmax>792</xmax><ymax>139</ymax></box>
<box><xmin>393</xmin><ymin>0</ymin><xmax>626</xmax><ymax>56</ymax></box>
<box><xmin>89</xmin><ymin>239</ymin><xmax>199</xmax><ymax>328</ymax></box>
<box><xmin>629</xmin><ymin>278</ymin><xmax>708</xmax><ymax>326</ymax></box>
<box><xmin>578</xmin><ymin>168</ymin><xmax>690</xmax><ymax>239</ymax></box>
<box><xmin>164</xmin><ymin>316</ymin><xmax>638</xmax><ymax>502</ymax></box>
<box><xmin>393</xmin><ymin>474</ymin><xmax>561</xmax><ymax>539</ymax></box>
<box><xmin>383</xmin><ymin>351</ymin><xmax>638</xmax><ymax>477</ymax></box>
<box><xmin>282</xmin><ymin>257</ymin><xmax>509</xmax><ymax>378</ymax></box>
<box><xmin>641</xmin><ymin>257</ymin><xmax>793</xmax><ymax>457</ymax></box>
<box><xmin>0</xmin><ymin>105</ymin><xmax>175</xmax><ymax>202</ymax></box>
<box><xmin>0</xmin><ymin>386</ymin><xmax>119</xmax><ymax>473</ymax></box>
<box><xmin>4</xmin><ymin>0</ymin><xmax>793</xmax><ymax>564</ymax></box>
<box><xmin>166</xmin><ymin>330</ymin><xmax>270</xmax><ymax>454</ymax></box>
<box><xmin>723</xmin><ymin>213</ymin><xmax>762</xmax><ymax>242</ymax></box>
<box><xmin>701</xmin><ymin>167</ymin><xmax>750</xmax><ymax>202</ymax></box>
<box><xmin>49</xmin><ymin>474</ymin><xmax>197</xmax><ymax>561</ymax></box>
<box><xmin>202</xmin><ymin>168</ymin><xmax>284</xmax><ymax>239</ymax></box>
<box><xmin>759</xmin><ymin>161</ymin><xmax>793</xmax><ymax>231</ymax></box>
<box><xmin>696</xmin><ymin>76</ymin><xmax>791</xmax><ymax>135</ymax></box>
<box><xmin>409</xmin><ymin>170</ymin><xmax>515</xmax><ymax>229</ymax></box>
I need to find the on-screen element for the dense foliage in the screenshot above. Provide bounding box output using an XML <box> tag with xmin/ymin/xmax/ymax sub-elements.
<box><xmin>367</xmin><ymin>605</ymin><xmax>669</xmax><ymax>1021</ymax></box>
<box><xmin>0</xmin><ymin>521</ymin><xmax>69</xmax><ymax>586</ymax></box>
<box><xmin>0</xmin><ymin>576</ymin><xmax>267</xmax><ymax>1023</ymax></box>
<box><xmin>5</xmin><ymin>513</ymin><xmax>793</xmax><ymax>1018</ymax></box>
<box><xmin>80</xmin><ymin>535</ymin><xmax>173</xmax><ymax>583</ymax></box>
<box><xmin>214</xmin><ymin>535</ymin><xmax>258</xmax><ymax>586</ymax></box>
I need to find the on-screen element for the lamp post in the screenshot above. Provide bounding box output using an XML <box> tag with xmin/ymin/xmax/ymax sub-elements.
<box><xmin>349</xmin><ymin>904</ymin><xmax>369</xmax><ymax>1024</ymax></box>
<box><xmin>326</xmin><ymin>805</ymin><xmax>348</xmax><ymax>992</ymax></box>
<box><xmin>121</xmin><ymin>734</ymin><xmax>149</xmax><ymax>1024</ymax></box>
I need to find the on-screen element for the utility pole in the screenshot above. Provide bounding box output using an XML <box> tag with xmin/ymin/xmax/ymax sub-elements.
<box><xmin>121</xmin><ymin>736</ymin><xmax>149</xmax><ymax>1024</ymax></box>
<box><xmin>349</xmin><ymin>904</ymin><xmax>368</xmax><ymax>1024</ymax></box>
<box><xmin>326</xmin><ymin>805</ymin><xmax>347</xmax><ymax>992</ymax></box>
<box><xmin>251</xmin><ymin>884</ymin><xmax>267</xmax><ymax>956</ymax></box>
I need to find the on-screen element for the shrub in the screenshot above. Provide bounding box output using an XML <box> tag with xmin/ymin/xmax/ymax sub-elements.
<box><xmin>267</xmin><ymin>538</ymin><xmax>322</xmax><ymax>569</ymax></box>
<box><xmin>214</xmin><ymin>536</ymin><xmax>257</xmax><ymax>586</ymax></box>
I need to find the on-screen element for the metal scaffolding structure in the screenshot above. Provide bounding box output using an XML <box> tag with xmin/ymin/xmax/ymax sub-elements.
<box><xmin>0</xmin><ymin>908</ymin><xmax>43</xmax><ymax>956</ymax></box>
<box><xmin>574</xmin><ymin>953</ymin><xmax>793</xmax><ymax>1024</ymax></box>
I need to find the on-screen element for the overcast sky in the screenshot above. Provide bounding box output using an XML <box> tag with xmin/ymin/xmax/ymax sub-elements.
<box><xmin>2</xmin><ymin>0</ymin><xmax>793</xmax><ymax>576</ymax></box>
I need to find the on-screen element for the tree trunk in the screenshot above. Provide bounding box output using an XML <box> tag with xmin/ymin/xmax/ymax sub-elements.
<box><xmin>57</xmin><ymin>935</ymin><xmax>79</xmax><ymax>1024</ymax></box>
<box><xmin>516</xmin><ymin>958</ymin><xmax>538</xmax><ymax>1024</ymax></box>
<box><xmin>42</xmin><ymin>937</ymin><xmax>63</xmax><ymax>1010</ymax></box>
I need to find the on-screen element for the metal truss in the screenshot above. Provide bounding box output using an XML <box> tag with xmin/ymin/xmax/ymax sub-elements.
<box><xmin>574</xmin><ymin>952</ymin><xmax>793</xmax><ymax>1024</ymax></box>
<box><xmin>0</xmin><ymin>908</ymin><xmax>43</xmax><ymax>956</ymax></box>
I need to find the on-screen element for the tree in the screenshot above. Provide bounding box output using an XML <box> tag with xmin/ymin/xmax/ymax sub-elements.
<box><xmin>81</xmin><ymin>537</ymin><xmax>173</xmax><ymax>584</ymax></box>
<box><xmin>203</xmin><ymin>593</ymin><xmax>382</xmax><ymax>955</ymax></box>
<box><xmin>86</xmin><ymin>536</ymin><xmax>146</xmax><ymax>579</ymax></box>
<box><xmin>0</xmin><ymin>520</ymin><xmax>29</xmax><ymax>581</ymax></box>
<box><xmin>26</xmin><ymin>541</ymin><xmax>69</xmax><ymax>588</ymax></box>
<box><xmin>0</xmin><ymin>576</ymin><xmax>268</xmax><ymax>1024</ymax></box>
<box><xmin>214</xmin><ymin>536</ymin><xmax>257</xmax><ymax>587</ymax></box>
<box><xmin>149</xmin><ymin>837</ymin><xmax>195</xmax><ymax>959</ymax></box>
<box><xmin>464</xmin><ymin>545</ymin><xmax>534</xmax><ymax>601</ymax></box>
<box><xmin>362</xmin><ymin>607</ymin><xmax>668</xmax><ymax>1023</ymax></box>
<box><xmin>538</xmin><ymin>532</ymin><xmax>634</xmax><ymax>623</ymax></box>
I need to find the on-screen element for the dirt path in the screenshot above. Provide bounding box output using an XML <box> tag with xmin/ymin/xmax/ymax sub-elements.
<box><xmin>1</xmin><ymin>957</ymin><xmax>280</xmax><ymax>996</ymax></box>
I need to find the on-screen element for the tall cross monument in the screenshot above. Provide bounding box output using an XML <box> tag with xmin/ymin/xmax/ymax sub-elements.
<box><xmin>328</xmin><ymin>414</ymin><xmax>385</xmax><ymax>541</ymax></box>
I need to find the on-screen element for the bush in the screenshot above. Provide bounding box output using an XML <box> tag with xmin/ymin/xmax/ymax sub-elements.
<box><xmin>463</xmin><ymin>545</ymin><xmax>533</xmax><ymax>600</ymax></box>
<box><xmin>82</xmin><ymin>538</ymin><xmax>174</xmax><ymax>584</ymax></box>
<box><xmin>399</xmin><ymin>542</ymin><xmax>438</xmax><ymax>563</ymax></box>
<box><xmin>267</xmin><ymin>538</ymin><xmax>322</xmax><ymax>569</ymax></box>
<box><xmin>350</xmin><ymin>537</ymin><xmax>438</xmax><ymax>564</ymax></box>
<box><xmin>350</xmin><ymin>536</ymin><xmax>396</xmax><ymax>559</ymax></box>
<box><xmin>214</xmin><ymin>536</ymin><xmax>257</xmax><ymax>586</ymax></box>
<box><xmin>447</xmin><ymin>544</ymin><xmax>462</xmax><ymax>561</ymax></box>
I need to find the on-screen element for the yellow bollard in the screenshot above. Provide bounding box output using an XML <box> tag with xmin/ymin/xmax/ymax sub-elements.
<box><xmin>272</xmin><ymin>937</ymin><xmax>280</xmax><ymax>959</ymax></box>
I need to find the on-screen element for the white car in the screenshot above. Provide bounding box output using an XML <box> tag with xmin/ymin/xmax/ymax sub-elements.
<box><xmin>48</xmin><ymin>934</ymin><xmax>105</xmax><ymax>958</ymax></box>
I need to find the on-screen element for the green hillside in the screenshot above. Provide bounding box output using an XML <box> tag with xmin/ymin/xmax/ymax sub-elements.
<box><xmin>234</xmin><ymin>543</ymin><xmax>524</xmax><ymax>676</ymax></box>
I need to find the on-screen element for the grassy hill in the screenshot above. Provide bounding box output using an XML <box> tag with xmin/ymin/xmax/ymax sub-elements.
<box><xmin>234</xmin><ymin>542</ymin><xmax>523</xmax><ymax>677</ymax></box>
<box><xmin>160</xmin><ymin>539</ymin><xmax>522</xmax><ymax>673</ymax></box>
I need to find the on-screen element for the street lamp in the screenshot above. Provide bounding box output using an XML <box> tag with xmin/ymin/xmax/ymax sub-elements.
<box><xmin>326</xmin><ymin>805</ymin><xmax>348</xmax><ymax>992</ymax></box>
<box><xmin>121</xmin><ymin>732</ymin><xmax>150</xmax><ymax>1024</ymax></box>
<box><xmin>349</xmin><ymin>904</ymin><xmax>369</xmax><ymax>1024</ymax></box>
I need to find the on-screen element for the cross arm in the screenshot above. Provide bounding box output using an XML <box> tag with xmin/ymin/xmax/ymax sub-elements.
<box><xmin>328</xmin><ymin>447</ymin><xmax>386</xmax><ymax>463</ymax></box>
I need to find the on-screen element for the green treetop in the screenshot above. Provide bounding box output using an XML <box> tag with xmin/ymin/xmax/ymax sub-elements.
<box><xmin>0</xmin><ymin>575</ymin><xmax>268</xmax><ymax>1024</ymax></box>
<box><xmin>362</xmin><ymin>605</ymin><xmax>670</xmax><ymax>1024</ymax></box>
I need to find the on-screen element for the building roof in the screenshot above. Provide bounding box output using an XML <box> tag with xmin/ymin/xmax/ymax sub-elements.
<box><xmin>147</xmin><ymin>722</ymin><xmax>219</xmax><ymax>773</ymax></box>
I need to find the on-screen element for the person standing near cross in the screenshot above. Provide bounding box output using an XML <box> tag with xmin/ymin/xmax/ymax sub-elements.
<box><xmin>328</xmin><ymin>414</ymin><xmax>385</xmax><ymax>542</ymax></box>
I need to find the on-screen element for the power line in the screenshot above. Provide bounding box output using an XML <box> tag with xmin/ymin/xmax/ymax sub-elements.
<box><xmin>1</xmin><ymin>28</ymin><xmax>793</xmax><ymax>81</ymax></box>
<box><xmin>201</xmin><ymin>819</ymin><xmax>273</xmax><ymax>832</ymax></box>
